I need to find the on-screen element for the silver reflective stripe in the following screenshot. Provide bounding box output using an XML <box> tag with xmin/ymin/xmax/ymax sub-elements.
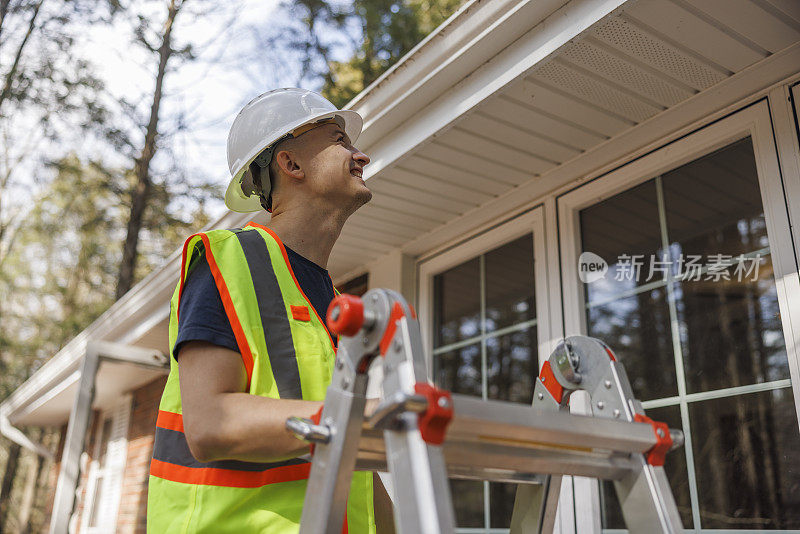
<box><xmin>235</xmin><ymin>229</ymin><xmax>303</xmax><ymax>399</ymax></box>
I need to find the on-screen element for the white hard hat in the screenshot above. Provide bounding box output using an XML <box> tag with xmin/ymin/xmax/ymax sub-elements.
<box><xmin>225</xmin><ymin>88</ymin><xmax>364</xmax><ymax>212</ymax></box>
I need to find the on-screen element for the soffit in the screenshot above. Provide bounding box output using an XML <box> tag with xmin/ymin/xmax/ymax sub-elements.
<box><xmin>328</xmin><ymin>0</ymin><xmax>800</xmax><ymax>277</ymax></box>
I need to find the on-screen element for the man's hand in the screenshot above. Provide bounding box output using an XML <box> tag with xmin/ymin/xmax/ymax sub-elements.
<box><xmin>178</xmin><ymin>340</ymin><xmax>322</xmax><ymax>463</ymax></box>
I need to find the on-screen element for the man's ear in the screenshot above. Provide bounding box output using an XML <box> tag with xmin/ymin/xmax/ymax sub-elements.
<box><xmin>274</xmin><ymin>149</ymin><xmax>304</xmax><ymax>181</ymax></box>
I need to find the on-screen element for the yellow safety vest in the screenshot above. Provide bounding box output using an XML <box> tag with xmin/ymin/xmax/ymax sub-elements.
<box><xmin>147</xmin><ymin>222</ymin><xmax>375</xmax><ymax>533</ymax></box>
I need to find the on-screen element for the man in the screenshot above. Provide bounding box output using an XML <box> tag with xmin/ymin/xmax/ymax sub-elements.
<box><xmin>147</xmin><ymin>88</ymin><xmax>394</xmax><ymax>533</ymax></box>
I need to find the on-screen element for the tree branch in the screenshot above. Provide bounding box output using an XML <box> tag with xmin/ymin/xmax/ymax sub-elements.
<box><xmin>0</xmin><ymin>0</ymin><xmax>43</xmax><ymax>113</ymax></box>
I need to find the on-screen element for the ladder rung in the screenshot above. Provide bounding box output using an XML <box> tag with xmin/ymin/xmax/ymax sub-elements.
<box><xmin>449</xmin><ymin>394</ymin><xmax>659</xmax><ymax>455</ymax></box>
<box><xmin>355</xmin><ymin>393</ymin><xmax>665</xmax><ymax>482</ymax></box>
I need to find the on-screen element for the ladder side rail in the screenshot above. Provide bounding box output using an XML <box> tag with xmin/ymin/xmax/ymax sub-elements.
<box><xmin>291</xmin><ymin>291</ymin><xmax>394</xmax><ymax>534</ymax></box>
<box><xmin>379</xmin><ymin>290</ymin><xmax>456</xmax><ymax>534</ymax></box>
<box><xmin>295</xmin><ymin>352</ymin><xmax>370</xmax><ymax>533</ymax></box>
<box><xmin>556</xmin><ymin>336</ymin><xmax>684</xmax><ymax>534</ymax></box>
<box><xmin>510</xmin><ymin>378</ymin><xmax>565</xmax><ymax>534</ymax></box>
<box><xmin>594</xmin><ymin>360</ymin><xmax>684</xmax><ymax>533</ymax></box>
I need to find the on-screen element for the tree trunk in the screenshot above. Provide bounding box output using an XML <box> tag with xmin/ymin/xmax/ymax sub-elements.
<box><xmin>0</xmin><ymin>0</ymin><xmax>43</xmax><ymax>113</ymax></box>
<box><xmin>115</xmin><ymin>0</ymin><xmax>181</xmax><ymax>300</ymax></box>
<box><xmin>0</xmin><ymin>0</ymin><xmax>12</xmax><ymax>43</ymax></box>
<box><xmin>0</xmin><ymin>441</ymin><xmax>21</xmax><ymax>528</ymax></box>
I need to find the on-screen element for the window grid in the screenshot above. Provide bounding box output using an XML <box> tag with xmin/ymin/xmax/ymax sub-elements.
<box><xmin>589</xmin><ymin>175</ymin><xmax>793</xmax><ymax>532</ymax></box>
<box><xmin>432</xmin><ymin>319</ymin><xmax>538</xmax><ymax>356</ymax></box>
<box><xmin>433</xmin><ymin>239</ymin><xmax>537</xmax><ymax>534</ymax></box>
<box><xmin>655</xmin><ymin>175</ymin><xmax>702</xmax><ymax>530</ymax></box>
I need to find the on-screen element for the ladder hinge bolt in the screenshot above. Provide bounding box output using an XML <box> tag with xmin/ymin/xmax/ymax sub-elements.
<box><xmin>604</xmin><ymin>380</ymin><xmax>612</xmax><ymax>389</ymax></box>
<box><xmin>437</xmin><ymin>396</ymin><xmax>451</xmax><ymax>409</ymax></box>
<box><xmin>613</xmin><ymin>409</ymin><xmax>620</xmax><ymax>418</ymax></box>
<box><xmin>597</xmin><ymin>401</ymin><xmax>605</xmax><ymax>410</ymax></box>
<box><xmin>393</xmin><ymin>339</ymin><xmax>402</xmax><ymax>351</ymax></box>
<box><xmin>362</xmin><ymin>337</ymin><xmax>369</xmax><ymax>345</ymax></box>
<box><xmin>537</xmin><ymin>392</ymin><xmax>544</xmax><ymax>400</ymax></box>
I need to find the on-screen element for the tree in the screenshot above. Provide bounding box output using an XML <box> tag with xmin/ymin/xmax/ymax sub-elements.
<box><xmin>116</xmin><ymin>0</ymin><xmax>185</xmax><ymax>299</ymax></box>
<box><xmin>272</xmin><ymin>0</ymin><xmax>463</xmax><ymax>107</ymax></box>
<box><xmin>114</xmin><ymin>0</ymin><xmax>229</xmax><ymax>299</ymax></box>
<box><xmin>0</xmin><ymin>0</ymin><xmax>117</xmax><ymax>268</ymax></box>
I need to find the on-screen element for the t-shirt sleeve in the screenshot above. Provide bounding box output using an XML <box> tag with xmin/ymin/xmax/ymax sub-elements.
<box><xmin>173</xmin><ymin>254</ymin><xmax>239</xmax><ymax>360</ymax></box>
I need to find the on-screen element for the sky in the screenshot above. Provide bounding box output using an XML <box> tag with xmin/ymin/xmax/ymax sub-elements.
<box><xmin>79</xmin><ymin>0</ymin><xmax>290</xmax><ymax>220</ymax></box>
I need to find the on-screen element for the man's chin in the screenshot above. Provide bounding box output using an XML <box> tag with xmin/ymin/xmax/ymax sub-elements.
<box><xmin>353</xmin><ymin>188</ymin><xmax>372</xmax><ymax>209</ymax></box>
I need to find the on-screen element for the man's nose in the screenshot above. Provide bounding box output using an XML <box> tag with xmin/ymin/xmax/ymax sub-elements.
<box><xmin>353</xmin><ymin>148</ymin><xmax>370</xmax><ymax>166</ymax></box>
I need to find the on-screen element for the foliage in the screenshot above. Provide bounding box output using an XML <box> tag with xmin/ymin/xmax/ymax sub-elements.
<box><xmin>0</xmin><ymin>0</ymin><xmax>119</xmax><ymax>272</ymax></box>
<box><xmin>276</xmin><ymin>0</ymin><xmax>463</xmax><ymax>107</ymax></box>
<box><xmin>0</xmin><ymin>154</ymin><xmax>206</xmax><ymax>385</ymax></box>
<box><xmin>325</xmin><ymin>0</ymin><xmax>463</xmax><ymax>106</ymax></box>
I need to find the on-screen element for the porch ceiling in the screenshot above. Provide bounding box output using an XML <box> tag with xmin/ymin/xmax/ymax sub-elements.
<box><xmin>329</xmin><ymin>0</ymin><xmax>800</xmax><ymax>277</ymax></box>
<box><xmin>9</xmin><ymin>360</ymin><xmax>166</xmax><ymax>427</ymax></box>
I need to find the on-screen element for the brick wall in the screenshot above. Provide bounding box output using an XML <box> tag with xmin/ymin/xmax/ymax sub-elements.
<box><xmin>116</xmin><ymin>376</ymin><xmax>167</xmax><ymax>534</ymax></box>
<box><xmin>40</xmin><ymin>424</ymin><xmax>66</xmax><ymax>533</ymax></box>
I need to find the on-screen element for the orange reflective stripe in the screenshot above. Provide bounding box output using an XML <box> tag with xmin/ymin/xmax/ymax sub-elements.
<box><xmin>247</xmin><ymin>222</ymin><xmax>338</xmax><ymax>352</ymax></box>
<box><xmin>199</xmin><ymin>233</ymin><xmax>255</xmax><ymax>389</ymax></box>
<box><xmin>176</xmin><ymin>233</ymin><xmax>203</xmax><ymax>323</ymax></box>
<box><xmin>150</xmin><ymin>458</ymin><xmax>311</xmax><ymax>488</ymax></box>
<box><xmin>156</xmin><ymin>410</ymin><xmax>184</xmax><ymax>432</ymax></box>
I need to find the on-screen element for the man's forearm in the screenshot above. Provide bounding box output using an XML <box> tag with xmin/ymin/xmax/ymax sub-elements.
<box><xmin>178</xmin><ymin>340</ymin><xmax>322</xmax><ymax>463</ymax></box>
<box><xmin>183</xmin><ymin>392</ymin><xmax>322</xmax><ymax>463</ymax></box>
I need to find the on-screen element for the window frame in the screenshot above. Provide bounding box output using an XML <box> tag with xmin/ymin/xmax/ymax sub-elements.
<box><xmin>80</xmin><ymin>395</ymin><xmax>131</xmax><ymax>534</ymax></box>
<box><xmin>557</xmin><ymin>99</ymin><xmax>800</xmax><ymax>532</ymax></box>
<box><xmin>417</xmin><ymin>206</ymin><xmax>554</xmax><ymax>532</ymax></box>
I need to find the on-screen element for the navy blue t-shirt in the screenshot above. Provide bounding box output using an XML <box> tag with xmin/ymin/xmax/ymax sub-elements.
<box><xmin>173</xmin><ymin>245</ymin><xmax>337</xmax><ymax>360</ymax></box>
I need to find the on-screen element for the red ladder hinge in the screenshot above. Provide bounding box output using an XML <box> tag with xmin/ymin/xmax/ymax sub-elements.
<box><xmin>634</xmin><ymin>413</ymin><xmax>672</xmax><ymax>467</ymax></box>
<box><xmin>414</xmin><ymin>383</ymin><xmax>453</xmax><ymax>445</ymax></box>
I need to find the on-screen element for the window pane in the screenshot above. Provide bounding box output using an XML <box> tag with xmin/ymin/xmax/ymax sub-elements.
<box><xmin>600</xmin><ymin>405</ymin><xmax>693</xmax><ymax>529</ymax></box>
<box><xmin>449</xmin><ymin>479</ymin><xmax>484</xmax><ymax>527</ymax></box>
<box><xmin>486</xmin><ymin>327</ymin><xmax>536</xmax><ymax>404</ymax></box>
<box><xmin>435</xmin><ymin>344</ymin><xmax>481</xmax><ymax>398</ymax></box>
<box><xmin>689</xmin><ymin>388</ymin><xmax>800</xmax><ymax>529</ymax></box>
<box><xmin>673</xmin><ymin>256</ymin><xmax>789</xmax><ymax>394</ymax></box>
<box><xmin>660</xmin><ymin>138</ymin><xmax>789</xmax><ymax>393</ymax></box>
<box><xmin>338</xmin><ymin>273</ymin><xmax>368</xmax><ymax>297</ymax></box>
<box><xmin>489</xmin><ymin>481</ymin><xmax>517</xmax><ymax>528</ymax></box>
<box><xmin>586</xmin><ymin>287</ymin><xmax>677</xmax><ymax>401</ymax></box>
<box><xmin>662</xmin><ymin>138</ymin><xmax>767</xmax><ymax>260</ymax></box>
<box><xmin>485</xmin><ymin>235</ymin><xmax>535</xmax><ymax>334</ymax></box>
<box><xmin>580</xmin><ymin>180</ymin><xmax>664</xmax><ymax>304</ymax></box>
<box><xmin>433</xmin><ymin>259</ymin><xmax>480</xmax><ymax>348</ymax></box>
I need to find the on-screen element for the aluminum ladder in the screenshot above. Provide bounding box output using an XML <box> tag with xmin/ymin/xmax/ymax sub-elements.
<box><xmin>286</xmin><ymin>289</ymin><xmax>685</xmax><ymax>534</ymax></box>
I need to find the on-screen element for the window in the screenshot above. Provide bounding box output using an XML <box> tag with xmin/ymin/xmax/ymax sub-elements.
<box><xmin>338</xmin><ymin>273</ymin><xmax>369</xmax><ymax>297</ymax></box>
<box><xmin>560</xmin><ymin>103</ymin><xmax>800</xmax><ymax>532</ymax></box>
<box><xmin>419</xmin><ymin>210</ymin><xmax>550</xmax><ymax>532</ymax></box>
<box><xmin>81</xmin><ymin>397</ymin><xmax>130</xmax><ymax>534</ymax></box>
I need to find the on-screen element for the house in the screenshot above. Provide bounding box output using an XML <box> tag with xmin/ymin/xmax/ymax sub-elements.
<box><xmin>2</xmin><ymin>0</ymin><xmax>800</xmax><ymax>532</ymax></box>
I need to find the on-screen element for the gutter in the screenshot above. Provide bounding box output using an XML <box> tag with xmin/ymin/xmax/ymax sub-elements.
<box><xmin>0</xmin><ymin>411</ymin><xmax>54</xmax><ymax>459</ymax></box>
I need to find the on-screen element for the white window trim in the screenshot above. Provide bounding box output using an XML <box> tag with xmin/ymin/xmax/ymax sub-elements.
<box><xmin>80</xmin><ymin>394</ymin><xmax>131</xmax><ymax>534</ymax></box>
<box><xmin>769</xmin><ymin>82</ymin><xmax>800</xmax><ymax>403</ymax></box>
<box><xmin>419</xmin><ymin>206</ymin><xmax>575</xmax><ymax>533</ymax></box>
<box><xmin>418</xmin><ymin>207</ymin><xmax>552</xmax><ymax>375</ymax></box>
<box><xmin>557</xmin><ymin>100</ymin><xmax>800</xmax><ymax>533</ymax></box>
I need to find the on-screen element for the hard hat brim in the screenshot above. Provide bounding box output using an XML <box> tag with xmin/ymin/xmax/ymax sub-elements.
<box><xmin>225</xmin><ymin>109</ymin><xmax>364</xmax><ymax>213</ymax></box>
